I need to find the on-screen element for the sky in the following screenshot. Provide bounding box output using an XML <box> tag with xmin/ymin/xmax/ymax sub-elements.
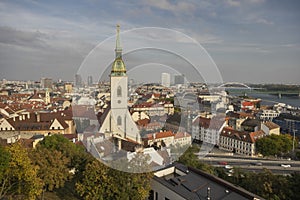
<box><xmin>0</xmin><ymin>0</ymin><xmax>300</xmax><ymax>84</ymax></box>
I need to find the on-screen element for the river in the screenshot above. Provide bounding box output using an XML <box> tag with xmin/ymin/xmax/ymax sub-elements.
<box><xmin>227</xmin><ymin>90</ymin><xmax>300</xmax><ymax>108</ymax></box>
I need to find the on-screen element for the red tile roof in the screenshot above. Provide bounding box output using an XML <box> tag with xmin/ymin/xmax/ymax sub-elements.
<box><xmin>146</xmin><ymin>131</ymin><xmax>174</xmax><ymax>140</ymax></box>
<box><xmin>249</xmin><ymin>130</ymin><xmax>265</xmax><ymax>143</ymax></box>
<box><xmin>192</xmin><ymin>116</ymin><xmax>225</xmax><ymax>130</ymax></box>
<box><xmin>72</xmin><ymin>105</ymin><xmax>97</xmax><ymax>120</ymax></box>
<box><xmin>221</xmin><ymin>127</ymin><xmax>251</xmax><ymax>142</ymax></box>
<box><xmin>174</xmin><ymin>132</ymin><xmax>191</xmax><ymax>139</ymax></box>
<box><xmin>136</xmin><ymin>118</ymin><xmax>150</xmax><ymax>126</ymax></box>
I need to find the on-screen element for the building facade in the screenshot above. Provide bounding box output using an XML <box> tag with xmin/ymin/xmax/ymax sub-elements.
<box><xmin>219</xmin><ymin>127</ymin><xmax>265</xmax><ymax>156</ymax></box>
<box><xmin>161</xmin><ymin>73</ymin><xmax>170</xmax><ymax>87</ymax></box>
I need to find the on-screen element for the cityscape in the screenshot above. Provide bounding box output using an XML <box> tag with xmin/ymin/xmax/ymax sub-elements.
<box><xmin>1</xmin><ymin>1</ymin><xmax>300</xmax><ymax>200</ymax></box>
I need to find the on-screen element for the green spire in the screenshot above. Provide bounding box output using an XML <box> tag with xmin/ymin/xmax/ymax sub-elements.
<box><xmin>111</xmin><ymin>24</ymin><xmax>126</xmax><ymax>76</ymax></box>
<box><xmin>115</xmin><ymin>24</ymin><xmax>122</xmax><ymax>59</ymax></box>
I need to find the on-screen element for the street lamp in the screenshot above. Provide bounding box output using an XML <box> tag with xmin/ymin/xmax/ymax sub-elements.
<box><xmin>292</xmin><ymin>129</ymin><xmax>297</xmax><ymax>152</ymax></box>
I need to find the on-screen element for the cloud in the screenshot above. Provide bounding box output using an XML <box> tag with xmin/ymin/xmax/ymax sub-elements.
<box><xmin>247</xmin><ymin>0</ymin><xmax>265</xmax><ymax>4</ymax></box>
<box><xmin>245</xmin><ymin>14</ymin><xmax>274</xmax><ymax>25</ymax></box>
<box><xmin>0</xmin><ymin>26</ymin><xmax>92</xmax><ymax>53</ymax></box>
<box><xmin>0</xmin><ymin>26</ymin><xmax>94</xmax><ymax>81</ymax></box>
<box><xmin>225</xmin><ymin>0</ymin><xmax>241</xmax><ymax>7</ymax></box>
<box><xmin>0</xmin><ymin>27</ymin><xmax>47</xmax><ymax>49</ymax></box>
<box><xmin>0</xmin><ymin>0</ymin><xmax>299</xmax><ymax>83</ymax></box>
<box><xmin>225</xmin><ymin>0</ymin><xmax>265</xmax><ymax>7</ymax></box>
<box><xmin>140</xmin><ymin>0</ymin><xmax>196</xmax><ymax>13</ymax></box>
<box><xmin>255</xmin><ymin>18</ymin><xmax>274</xmax><ymax>25</ymax></box>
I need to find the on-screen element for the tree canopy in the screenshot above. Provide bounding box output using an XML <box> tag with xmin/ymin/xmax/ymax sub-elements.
<box><xmin>76</xmin><ymin>160</ymin><xmax>113</xmax><ymax>200</ymax></box>
<box><xmin>76</xmin><ymin>155</ymin><xmax>153</xmax><ymax>200</ymax></box>
<box><xmin>31</xmin><ymin>147</ymin><xmax>71</xmax><ymax>191</ymax></box>
<box><xmin>256</xmin><ymin>134</ymin><xmax>294</xmax><ymax>156</ymax></box>
<box><xmin>0</xmin><ymin>143</ymin><xmax>43</xmax><ymax>200</ymax></box>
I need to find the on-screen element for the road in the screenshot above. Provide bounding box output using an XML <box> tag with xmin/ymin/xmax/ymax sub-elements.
<box><xmin>199</xmin><ymin>154</ymin><xmax>300</xmax><ymax>175</ymax></box>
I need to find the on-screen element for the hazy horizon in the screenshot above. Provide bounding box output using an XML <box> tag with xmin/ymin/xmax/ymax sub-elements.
<box><xmin>0</xmin><ymin>0</ymin><xmax>300</xmax><ymax>84</ymax></box>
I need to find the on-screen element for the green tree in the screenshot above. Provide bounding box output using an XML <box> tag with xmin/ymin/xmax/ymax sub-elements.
<box><xmin>77</xmin><ymin>152</ymin><xmax>153</xmax><ymax>200</ymax></box>
<box><xmin>256</xmin><ymin>134</ymin><xmax>293</xmax><ymax>157</ymax></box>
<box><xmin>31</xmin><ymin>147</ymin><xmax>72</xmax><ymax>191</ymax></box>
<box><xmin>76</xmin><ymin>160</ymin><xmax>113</xmax><ymax>200</ymax></box>
<box><xmin>107</xmin><ymin>168</ymin><xmax>152</xmax><ymax>200</ymax></box>
<box><xmin>0</xmin><ymin>145</ymin><xmax>11</xmax><ymax>198</ymax></box>
<box><xmin>178</xmin><ymin>145</ymin><xmax>200</xmax><ymax>168</ymax></box>
<box><xmin>287</xmin><ymin>172</ymin><xmax>300</xmax><ymax>200</ymax></box>
<box><xmin>178</xmin><ymin>145</ymin><xmax>215</xmax><ymax>174</ymax></box>
<box><xmin>38</xmin><ymin>134</ymin><xmax>87</xmax><ymax>169</ymax></box>
<box><xmin>232</xmin><ymin>169</ymin><xmax>291</xmax><ymax>200</ymax></box>
<box><xmin>109</xmin><ymin>153</ymin><xmax>153</xmax><ymax>200</ymax></box>
<box><xmin>0</xmin><ymin>145</ymin><xmax>10</xmax><ymax>179</ymax></box>
<box><xmin>0</xmin><ymin>143</ymin><xmax>43</xmax><ymax>200</ymax></box>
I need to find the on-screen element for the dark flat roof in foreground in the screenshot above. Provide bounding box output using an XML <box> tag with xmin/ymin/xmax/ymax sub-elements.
<box><xmin>153</xmin><ymin>162</ymin><xmax>264</xmax><ymax>200</ymax></box>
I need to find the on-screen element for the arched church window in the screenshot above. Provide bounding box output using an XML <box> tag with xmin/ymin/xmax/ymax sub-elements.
<box><xmin>117</xmin><ymin>86</ymin><xmax>122</xmax><ymax>97</ymax></box>
<box><xmin>117</xmin><ymin>116</ymin><xmax>122</xmax><ymax>126</ymax></box>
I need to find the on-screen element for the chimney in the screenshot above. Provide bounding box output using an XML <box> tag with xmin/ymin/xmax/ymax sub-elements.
<box><xmin>153</xmin><ymin>133</ymin><xmax>156</xmax><ymax>139</ymax></box>
<box><xmin>36</xmin><ymin>112</ymin><xmax>40</xmax><ymax>122</ymax></box>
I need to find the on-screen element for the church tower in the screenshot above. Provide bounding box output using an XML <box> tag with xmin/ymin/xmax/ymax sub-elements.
<box><xmin>110</xmin><ymin>25</ymin><xmax>140</xmax><ymax>142</ymax></box>
<box><xmin>110</xmin><ymin>25</ymin><xmax>129</xmax><ymax>138</ymax></box>
<box><xmin>99</xmin><ymin>25</ymin><xmax>141</xmax><ymax>144</ymax></box>
<box><xmin>45</xmin><ymin>89</ymin><xmax>50</xmax><ymax>105</ymax></box>
<box><xmin>111</xmin><ymin>24</ymin><xmax>127</xmax><ymax>110</ymax></box>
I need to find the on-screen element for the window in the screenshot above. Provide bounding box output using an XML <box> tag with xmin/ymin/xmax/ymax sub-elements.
<box><xmin>117</xmin><ymin>86</ymin><xmax>122</xmax><ymax>97</ymax></box>
<box><xmin>117</xmin><ymin>116</ymin><xmax>122</xmax><ymax>126</ymax></box>
<box><xmin>148</xmin><ymin>190</ymin><xmax>154</xmax><ymax>200</ymax></box>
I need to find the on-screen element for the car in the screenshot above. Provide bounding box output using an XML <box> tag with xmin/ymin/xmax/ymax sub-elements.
<box><xmin>280</xmin><ymin>164</ymin><xmax>291</xmax><ymax>168</ymax></box>
<box><xmin>219</xmin><ymin>161</ymin><xmax>228</xmax><ymax>165</ymax></box>
<box><xmin>251</xmin><ymin>162</ymin><xmax>263</xmax><ymax>166</ymax></box>
<box><xmin>224</xmin><ymin>165</ymin><xmax>233</xmax><ymax>169</ymax></box>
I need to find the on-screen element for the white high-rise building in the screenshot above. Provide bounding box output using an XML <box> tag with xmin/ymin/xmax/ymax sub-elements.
<box><xmin>161</xmin><ymin>73</ymin><xmax>170</xmax><ymax>87</ymax></box>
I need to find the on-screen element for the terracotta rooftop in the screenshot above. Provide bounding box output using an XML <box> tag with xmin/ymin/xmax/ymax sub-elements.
<box><xmin>72</xmin><ymin>105</ymin><xmax>97</xmax><ymax>120</ymax></box>
<box><xmin>174</xmin><ymin>132</ymin><xmax>191</xmax><ymax>139</ymax></box>
<box><xmin>221</xmin><ymin>127</ymin><xmax>252</xmax><ymax>143</ymax></box>
<box><xmin>192</xmin><ymin>116</ymin><xmax>225</xmax><ymax>130</ymax></box>
<box><xmin>249</xmin><ymin>130</ymin><xmax>265</xmax><ymax>143</ymax></box>
<box><xmin>136</xmin><ymin>118</ymin><xmax>150</xmax><ymax>126</ymax></box>
<box><xmin>146</xmin><ymin>131</ymin><xmax>174</xmax><ymax>140</ymax></box>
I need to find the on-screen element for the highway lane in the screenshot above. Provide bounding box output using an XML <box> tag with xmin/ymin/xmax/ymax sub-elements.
<box><xmin>199</xmin><ymin>156</ymin><xmax>300</xmax><ymax>174</ymax></box>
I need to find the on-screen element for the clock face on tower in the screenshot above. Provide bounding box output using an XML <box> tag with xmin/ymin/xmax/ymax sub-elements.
<box><xmin>118</xmin><ymin>100</ymin><xmax>121</xmax><ymax>104</ymax></box>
